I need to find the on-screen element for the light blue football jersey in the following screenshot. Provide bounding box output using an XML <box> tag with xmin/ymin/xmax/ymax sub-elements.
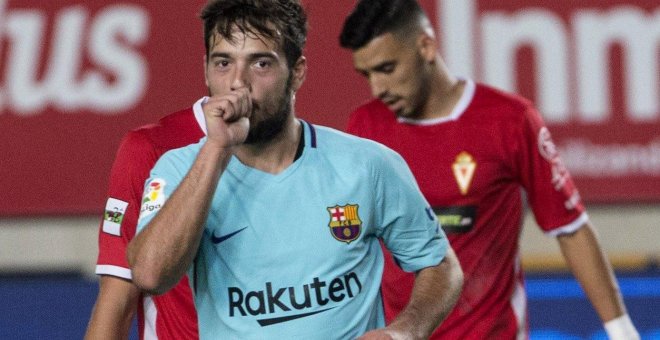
<box><xmin>137</xmin><ymin>120</ymin><xmax>448</xmax><ymax>339</ymax></box>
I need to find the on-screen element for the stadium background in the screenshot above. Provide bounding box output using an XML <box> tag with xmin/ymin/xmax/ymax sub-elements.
<box><xmin>0</xmin><ymin>0</ymin><xmax>658</xmax><ymax>338</ymax></box>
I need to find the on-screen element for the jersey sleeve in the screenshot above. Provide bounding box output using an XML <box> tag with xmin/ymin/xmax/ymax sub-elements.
<box><xmin>514</xmin><ymin>105</ymin><xmax>588</xmax><ymax>235</ymax></box>
<box><xmin>372</xmin><ymin>145</ymin><xmax>449</xmax><ymax>272</ymax></box>
<box><xmin>135</xmin><ymin>149</ymin><xmax>190</xmax><ymax>234</ymax></box>
<box><xmin>135</xmin><ymin>145</ymin><xmax>199</xmax><ymax>288</ymax></box>
<box><xmin>95</xmin><ymin>131</ymin><xmax>161</xmax><ymax>279</ymax></box>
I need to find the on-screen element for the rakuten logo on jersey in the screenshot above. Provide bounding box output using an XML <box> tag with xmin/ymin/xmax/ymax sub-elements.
<box><xmin>0</xmin><ymin>1</ymin><xmax>149</xmax><ymax>115</ymax></box>
<box><xmin>438</xmin><ymin>0</ymin><xmax>659</xmax><ymax>124</ymax></box>
<box><xmin>228</xmin><ymin>272</ymin><xmax>362</xmax><ymax>326</ymax></box>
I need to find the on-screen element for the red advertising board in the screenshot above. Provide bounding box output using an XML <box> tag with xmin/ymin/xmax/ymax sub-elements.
<box><xmin>0</xmin><ymin>0</ymin><xmax>658</xmax><ymax>215</ymax></box>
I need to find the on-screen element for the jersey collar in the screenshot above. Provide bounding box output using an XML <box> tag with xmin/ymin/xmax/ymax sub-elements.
<box><xmin>397</xmin><ymin>78</ymin><xmax>476</xmax><ymax>126</ymax></box>
<box><xmin>193</xmin><ymin>97</ymin><xmax>209</xmax><ymax>135</ymax></box>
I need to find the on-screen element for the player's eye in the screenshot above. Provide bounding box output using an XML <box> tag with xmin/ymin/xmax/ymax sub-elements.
<box><xmin>213</xmin><ymin>59</ymin><xmax>230</xmax><ymax>68</ymax></box>
<box><xmin>254</xmin><ymin>59</ymin><xmax>272</xmax><ymax>68</ymax></box>
<box><xmin>377</xmin><ymin>63</ymin><xmax>395</xmax><ymax>74</ymax></box>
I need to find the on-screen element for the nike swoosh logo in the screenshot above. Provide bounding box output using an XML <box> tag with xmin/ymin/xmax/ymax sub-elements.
<box><xmin>257</xmin><ymin>307</ymin><xmax>336</xmax><ymax>326</ymax></box>
<box><xmin>211</xmin><ymin>227</ymin><xmax>247</xmax><ymax>244</ymax></box>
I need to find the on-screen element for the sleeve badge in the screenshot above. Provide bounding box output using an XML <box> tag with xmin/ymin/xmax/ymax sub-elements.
<box><xmin>102</xmin><ymin>198</ymin><xmax>129</xmax><ymax>236</ymax></box>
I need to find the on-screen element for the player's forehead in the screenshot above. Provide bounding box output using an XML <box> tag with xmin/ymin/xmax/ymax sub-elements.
<box><xmin>208</xmin><ymin>26</ymin><xmax>283</xmax><ymax>57</ymax></box>
<box><xmin>352</xmin><ymin>33</ymin><xmax>408</xmax><ymax>71</ymax></box>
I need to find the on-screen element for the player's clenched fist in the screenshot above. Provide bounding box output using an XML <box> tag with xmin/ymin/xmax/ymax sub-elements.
<box><xmin>202</xmin><ymin>87</ymin><xmax>253</xmax><ymax>148</ymax></box>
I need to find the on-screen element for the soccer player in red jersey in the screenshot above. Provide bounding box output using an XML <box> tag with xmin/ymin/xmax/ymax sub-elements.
<box><xmin>85</xmin><ymin>100</ymin><xmax>207</xmax><ymax>339</ymax></box>
<box><xmin>340</xmin><ymin>0</ymin><xmax>639</xmax><ymax>339</ymax></box>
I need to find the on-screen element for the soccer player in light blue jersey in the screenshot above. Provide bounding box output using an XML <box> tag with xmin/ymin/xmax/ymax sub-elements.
<box><xmin>127</xmin><ymin>1</ymin><xmax>463</xmax><ymax>339</ymax></box>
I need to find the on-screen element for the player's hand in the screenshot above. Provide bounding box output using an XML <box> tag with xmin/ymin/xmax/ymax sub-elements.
<box><xmin>202</xmin><ymin>87</ymin><xmax>252</xmax><ymax>149</ymax></box>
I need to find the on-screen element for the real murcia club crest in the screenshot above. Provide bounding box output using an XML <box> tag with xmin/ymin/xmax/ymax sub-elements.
<box><xmin>327</xmin><ymin>204</ymin><xmax>362</xmax><ymax>244</ymax></box>
<box><xmin>452</xmin><ymin>151</ymin><xmax>476</xmax><ymax>195</ymax></box>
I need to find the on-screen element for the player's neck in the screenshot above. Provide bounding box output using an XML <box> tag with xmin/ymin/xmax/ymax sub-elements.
<box><xmin>419</xmin><ymin>65</ymin><xmax>465</xmax><ymax>121</ymax></box>
<box><xmin>234</xmin><ymin>116</ymin><xmax>302</xmax><ymax>174</ymax></box>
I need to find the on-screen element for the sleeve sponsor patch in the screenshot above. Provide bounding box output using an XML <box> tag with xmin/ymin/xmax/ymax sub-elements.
<box><xmin>433</xmin><ymin>205</ymin><xmax>477</xmax><ymax>234</ymax></box>
<box><xmin>537</xmin><ymin>127</ymin><xmax>559</xmax><ymax>161</ymax></box>
<box><xmin>102</xmin><ymin>198</ymin><xmax>129</xmax><ymax>236</ymax></box>
<box><xmin>139</xmin><ymin>178</ymin><xmax>166</xmax><ymax>220</ymax></box>
<box><xmin>538</xmin><ymin>127</ymin><xmax>573</xmax><ymax>193</ymax></box>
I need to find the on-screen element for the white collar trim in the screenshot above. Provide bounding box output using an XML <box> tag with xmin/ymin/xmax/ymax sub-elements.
<box><xmin>397</xmin><ymin>78</ymin><xmax>476</xmax><ymax>126</ymax></box>
<box><xmin>192</xmin><ymin>97</ymin><xmax>209</xmax><ymax>135</ymax></box>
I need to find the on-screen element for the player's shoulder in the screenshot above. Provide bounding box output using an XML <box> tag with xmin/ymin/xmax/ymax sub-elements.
<box><xmin>312</xmin><ymin>123</ymin><xmax>403</xmax><ymax>164</ymax></box>
<box><xmin>473</xmin><ymin>82</ymin><xmax>534</xmax><ymax>111</ymax></box>
<box><xmin>152</xmin><ymin>137</ymin><xmax>205</xmax><ymax>174</ymax></box>
<box><xmin>107</xmin><ymin>107</ymin><xmax>201</xmax><ymax>182</ymax></box>
<box><xmin>314</xmin><ymin>123</ymin><xmax>387</xmax><ymax>148</ymax></box>
<box><xmin>130</xmin><ymin>107</ymin><xmax>201</xmax><ymax>138</ymax></box>
<box><xmin>474</xmin><ymin>82</ymin><xmax>531</xmax><ymax>106</ymax></box>
<box><xmin>112</xmin><ymin>105</ymin><xmax>203</xmax><ymax>169</ymax></box>
<box><xmin>128</xmin><ymin>106</ymin><xmax>203</xmax><ymax>149</ymax></box>
<box><xmin>471</xmin><ymin>82</ymin><xmax>538</xmax><ymax>123</ymax></box>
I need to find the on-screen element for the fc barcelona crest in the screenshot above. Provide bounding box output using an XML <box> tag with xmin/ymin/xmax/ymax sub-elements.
<box><xmin>327</xmin><ymin>204</ymin><xmax>362</xmax><ymax>244</ymax></box>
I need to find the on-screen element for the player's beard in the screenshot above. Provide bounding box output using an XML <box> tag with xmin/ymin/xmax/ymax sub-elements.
<box><xmin>395</xmin><ymin>53</ymin><xmax>432</xmax><ymax>119</ymax></box>
<box><xmin>244</xmin><ymin>75</ymin><xmax>293</xmax><ymax>145</ymax></box>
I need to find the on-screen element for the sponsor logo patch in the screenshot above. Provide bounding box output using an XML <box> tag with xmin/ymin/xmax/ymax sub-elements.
<box><xmin>537</xmin><ymin>127</ymin><xmax>575</xmax><ymax>198</ymax></box>
<box><xmin>139</xmin><ymin>179</ymin><xmax>166</xmax><ymax>219</ymax></box>
<box><xmin>327</xmin><ymin>204</ymin><xmax>362</xmax><ymax>243</ymax></box>
<box><xmin>433</xmin><ymin>205</ymin><xmax>477</xmax><ymax>234</ymax></box>
<box><xmin>102</xmin><ymin>198</ymin><xmax>128</xmax><ymax>236</ymax></box>
<box><xmin>452</xmin><ymin>151</ymin><xmax>477</xmax><ymax>195</ymax></box>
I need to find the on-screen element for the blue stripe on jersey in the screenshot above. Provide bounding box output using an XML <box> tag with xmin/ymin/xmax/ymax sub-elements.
<box><xmin>299</xmin><ymin>119</ymin><xmax>317</xmax><ymax>149</ymax></box>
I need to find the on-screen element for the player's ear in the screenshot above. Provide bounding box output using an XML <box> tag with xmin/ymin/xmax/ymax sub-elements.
<box><xmin>290</xmin><ymin>56</ymin><xmax>307</xmax><ymax>92</ymax></box>
<box><xmin>417</xmin><ymin>32</ymin><xmax>437</xmax><ymax>63</ymax></box>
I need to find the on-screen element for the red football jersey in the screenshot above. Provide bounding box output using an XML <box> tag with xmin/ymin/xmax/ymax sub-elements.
<box><xmin>96</xmin><ymin>99</ymin><xmax>207</xmax><ymax>339</ymax></box>
<box><xmin>347</xmin><ymin>80</ymin><xmax>587</xmax><ymax>339</ymax></box>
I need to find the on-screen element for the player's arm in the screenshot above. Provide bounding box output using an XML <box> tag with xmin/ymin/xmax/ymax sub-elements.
<box><xmin>363</xmin><ymin>146</ymin><xmax>463</xmax><ymax>339</ymax></box>
<box><xmin>557</xmin><ymin>221</ymin><xmax>640</xmax><ymax>340</ymax></box>
<box><xmin>84</xmin><ymin>276</ymin><xmax>139</xmax><ymax>340</ymax></box>
<box><xmin>516</xmin><ymin>105</ymin><xmax>639</xmax><ymax>339</ymax></box>
<box><xmin>388</xmin><ymin>247</ymin><xmax>462</xmax><ymax>340</ymax></box>
<box><xmin>359</xmin><ymin>248</ymin><xmax>462</xmax><ymax>340</ymax></box>
<box><xmin>127</xmin><ymin>90</ymin><xmax>251</xmax><ymax>295</ymax></box>
<box><xmin>86</xmin><ymin>130</ymin><xmax>159</xmax><ymax>339</ymax></box>
<box><xmin>128</xmin><ymin>138</ymin><xmax>232</xmax><ymax>295</ymax></box>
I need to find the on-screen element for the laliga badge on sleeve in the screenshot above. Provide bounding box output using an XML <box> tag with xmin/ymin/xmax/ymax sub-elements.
<box><xmin>139</xmin><ymin>178</ymin><xmax>167</xmax><ymax>220</ymax></box>
<box><xmin>103</xmin><ymin>198</ymin><xmax>129</xmax><ymax>236</ymax></box>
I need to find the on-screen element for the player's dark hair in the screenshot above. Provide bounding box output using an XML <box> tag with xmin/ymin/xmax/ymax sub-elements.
<box><xmin>200</xmin><ymin>0</ymin><xmax>307</xmax><ymax>68</ymax></box>
<box><xmin>339</xmin><ymin>0</ymin><xmax>426</xmax><ymax>50</ymax></box>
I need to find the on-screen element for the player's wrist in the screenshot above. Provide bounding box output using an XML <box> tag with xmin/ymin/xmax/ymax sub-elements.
<box><xmin>604</xmin><ymin>314</ymin><xmax>640</xmax><ymax>340</ymax></box>
<box><xmin>202</xmin><ymin>138</ymin><xmax>235</xmax><ymax>155</ymax></box>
